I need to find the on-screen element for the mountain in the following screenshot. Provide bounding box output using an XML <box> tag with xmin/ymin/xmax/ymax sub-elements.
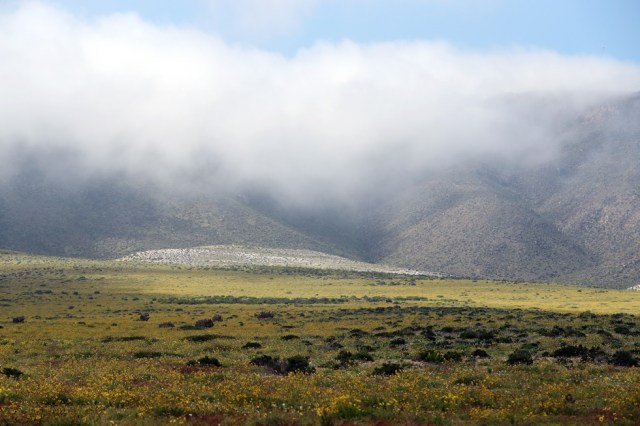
<box><xmin>0</xmin><ymin>94</ymin><xmax>639</xmax><ymax>287</ymax></box>
<box><xmin>368</xmin><ymin>94</ymin><xmax>640</xmax><ymax>286</ymax></box>
<box><xmin>368</xmin><ymin>171</ymin><xmax>597</xmax><ymax>281</ymax></box>
<box><xmin>0</xmin><ymin>171</ymin><xmax>334</xmax><ymax>259</ymax></box>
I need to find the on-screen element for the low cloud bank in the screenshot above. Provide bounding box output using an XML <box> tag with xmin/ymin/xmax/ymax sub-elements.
<box><xmin>1</xmin><ymin>2</ymin><xmax>639</xmax><ymax>205</ymax></box>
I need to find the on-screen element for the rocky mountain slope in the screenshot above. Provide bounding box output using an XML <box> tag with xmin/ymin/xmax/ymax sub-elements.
<box><xmin>0</xmin><ymin>94</ymin><xmax>638</xmax><ymax>287</ymax></box>
<box><xmin>368</xmin><ymin>94</ymin><xmax>640</xmax><ymax>286</ymax></box>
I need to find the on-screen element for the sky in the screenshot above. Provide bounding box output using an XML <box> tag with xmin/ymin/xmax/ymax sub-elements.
<box><xmin>39</xmin><ymin>0</ymin><xmax>640</xmax><ymax>62</ymax></box>
<box><xmin>0</xmin><ymin>0</ymin><xmax>639</xmax><ymax>205</ymax></box>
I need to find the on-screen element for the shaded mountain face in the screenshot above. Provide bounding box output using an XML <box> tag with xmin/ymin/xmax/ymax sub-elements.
<box><xmin>0</xmin><ymin>169</ymin><xmax>333</xmax><ymax>259</ymax></box>
<box><xmin>0</xmin><ymin>94</ymin><xmax>638</xmax><ymax>287</ymax></box>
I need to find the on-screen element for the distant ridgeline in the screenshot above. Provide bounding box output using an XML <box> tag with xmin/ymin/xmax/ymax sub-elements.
<box><xmin>0</xmin><ymin>94</ymin><xmax>639</xmax><ymax>288</ymax></box>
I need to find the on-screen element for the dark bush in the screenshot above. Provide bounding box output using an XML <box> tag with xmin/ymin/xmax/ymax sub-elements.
<box><xmin>614</xmin><ymin>325</ymin><xmax>632</xmax><ymax>335</ymax></box>
<box><xmin>187</xmin><ymin>356</ymin><xmax>221</xmax><ymax>367</ymax></box>
<box><xmin>459</xmin><ymin>329</ymin><xmax>483</xmax><ymax>339</ymax></box>
<box><xmin>507</xmin><ymin>350</ymin><xmax>533</xmax><ymax>365</ymax></box>
<box><xmin>2</xmin><ymin>367</ymin><xmax>24</xmax><ymax>378</ymax></box>
<box><xmin>284</xmin><ymin>355</ymin><xmax>315</xmax><ymax>374</ymax></box>
<box><xmin>422</xmin><ymin>327</ymin><xmax>437</xmax><ymax>341</ymax></box>
<box><xmin>12</xmin><ymin>316</ymin><xmax>25</xmax><ymax>324</ymax></box>
<box><xmin>280</xmin><ymin>334</ymin><xmax>299</xmax><ymax>341</ymax></box>
<box><xmin>552</xmin><ymin>345</ymin><xmax>588</xmax><ymax>358</ymax></box>
<box><xmin>336</xmin><ymin>350</ymin><xmax>354</xmax><ymax>365</ymax></box>
<box><xmin>102</xmin><ymin>336</ymin><xmax>146</xmax><ymax>343</ymax></box>
<box><xmin>444</xmin><ymin>350</ymin><xmax>464</xmax><ymax>362</ymax></box>
<box><xmin>578</xmin><ymin>311</ymin><xmax>596</xmax><ymax>320</ymax></box>
<box><xmin>389</xmin><ymin>337</ymin><xmax>406</xmax><ymax>347</ymax></box>
<box><xmin>255</xmin><ymin>311</ymin><xmax>275</xmax><ymax>319</ymax></box>
<box><xmin>353</xmin><ymin>351</ymin><xmax>375</xmax><ymax>362</ymax></box>
<box><xmin>133</xmin><ymin>351</ymin><xmax>163</xmax><ymax>359</ymax></box>
<box><xmin>158</xmin><ymin>322</ymin><xmax>175</xmax><ymax>328</ymax></box>
<box><xmin>539</xmin><ymin>326</ymin><xmax>586</xmax><ymax>338</ymax></box>
<box><xmin>323</xmin><ymin>341</ymin><xmax>344</xmax><ymax>350</ymax></box>
<box><xmin>349</xmin><ymin>328</ymin><xmax>369</xmax><ymax>338</ymax></box>
<box><xmin>610</xmin><ymin>350</ymin><xmax>638</xmax><ymax>367</ymax></box>
<box><xmin>471</xmin><ymin>349</ymin><xmax>490</xmax><ymax>358</ymax></box>
<box><xmin>211</xmin><ymin>314</ymin><xmax>224</xmax><ymax>322</ymax></box>
<box><xmin>139</xmin><ymin>313</ymin><xmax>150</xmax><ymax>321</ymax></box>
<box><xmin>184</xmin><ymin>334</ymin><xmax>234</xmax><ymax>342</ymax></box>
<box><xmin>249</xmin><ymin>354</ymin><xmax>314</xmax><ymax>374</ymax></box>
<box><xmin>242</xmin><ymin>341</ymin><xmax>262</xmax><ymax>349</ymax></box>
<box><xmin>581</xmin><ymin>346</ymin><xmax>608</xmax><ymax>362</ymax></box>
<box><xmin>334</xmin><ymin>350</ymin><xmax>373</xmax><ymax>366</ymax></box>
<box><xmin>195</xmin><ymin>319</ymin><xmax>214</xmax><ymax>329</ymax></box>
<box><xmin>250</xmin><ymin>354</ymin><xmax>276</xmax><ymax>367</ymax></box>
<box><xmin>373</xmin><ymin>362</ymin><xmax>403</xmax><ymax>376</ymax></box>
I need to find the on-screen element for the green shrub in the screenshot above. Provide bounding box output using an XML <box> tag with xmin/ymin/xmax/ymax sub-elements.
<box><xmin>416</xmin><ymin>350</ymin><xmax>444</xmax><ymax>363</ymax></box>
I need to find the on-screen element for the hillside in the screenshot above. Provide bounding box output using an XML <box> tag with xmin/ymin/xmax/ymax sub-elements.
<box><xmin>0</xmin><ymin>94</ymin><xmax>639</xmax><ymax>287</ymax></box>
<box><xmin>0</xmin><ymin>175</ymin><xmax>334</xmax><ymax>259</ymax></box>
<box><xmin>369</xmin><ymin>172</ymin><xmax>597</xmax><ymax>281</ymax></box>
<box><xmin>367</xmin><ymin>94</ymin><xmax>640</xmax><ymax>286</ymax></box>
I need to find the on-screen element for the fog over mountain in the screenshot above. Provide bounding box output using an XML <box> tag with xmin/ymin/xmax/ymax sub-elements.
<box><xmin>1</xmin><ymin>3</ymin><xmax>640</xmax><ymax>287</ymax></box>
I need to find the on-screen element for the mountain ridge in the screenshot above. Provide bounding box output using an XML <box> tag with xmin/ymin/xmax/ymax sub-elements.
<box><xmin>1</xmin><ymin>94</ymin><xmax>639</xmax><ymax>288</ymax></box>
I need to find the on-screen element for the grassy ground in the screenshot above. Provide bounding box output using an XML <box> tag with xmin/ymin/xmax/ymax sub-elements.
<box><xmin>0</xmin><ymin>251</ymin><xmax>639</xmax><ymax>425</ymax></box>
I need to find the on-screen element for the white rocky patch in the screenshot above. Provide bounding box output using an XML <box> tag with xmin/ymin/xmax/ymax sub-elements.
<box><xmin>117</xmin><ymin>245</ymin><xmax>440</xmax><ymax>276</ymax></box>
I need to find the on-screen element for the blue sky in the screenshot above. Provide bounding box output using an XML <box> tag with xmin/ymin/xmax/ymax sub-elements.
<box><xmin>39</xmin><ymin>0</ymin><xmax>640</xmax><ymax>62</ymax></box>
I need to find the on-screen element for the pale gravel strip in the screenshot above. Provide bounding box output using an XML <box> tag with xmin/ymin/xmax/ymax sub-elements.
<box><xmin>117</xmin><ymin>245</ymin><xmax>441</xmax><ymax>277</ymax></box>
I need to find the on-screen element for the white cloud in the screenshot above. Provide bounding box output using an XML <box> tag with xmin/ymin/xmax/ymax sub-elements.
<box><xmin>1</xmin><ymin>2</ymin><xmax>639</xmax><ymax>203</ymax></box>
<box><xmin>202</xmin><ymin>0</ymin><xmax>318</xmax><ymax>39</ymax></box>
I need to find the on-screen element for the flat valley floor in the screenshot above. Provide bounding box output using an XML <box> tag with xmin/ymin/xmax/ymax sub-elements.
<box><xmin>1</xmin><ymin>252</ymin><xmax>639</xmax><ymax>425</ymax></box>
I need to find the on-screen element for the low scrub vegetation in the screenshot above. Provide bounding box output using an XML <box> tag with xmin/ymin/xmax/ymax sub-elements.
<box><xmin>0</xmin><ymin>252</ymin><xmax>639</xmax><ymax>424</ymax></box>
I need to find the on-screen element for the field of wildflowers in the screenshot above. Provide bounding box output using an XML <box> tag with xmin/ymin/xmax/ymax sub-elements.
<box><xmin>0</xmin><ymin>252</ymin><xmax>639</xmax><ymax>425</ymax></box>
